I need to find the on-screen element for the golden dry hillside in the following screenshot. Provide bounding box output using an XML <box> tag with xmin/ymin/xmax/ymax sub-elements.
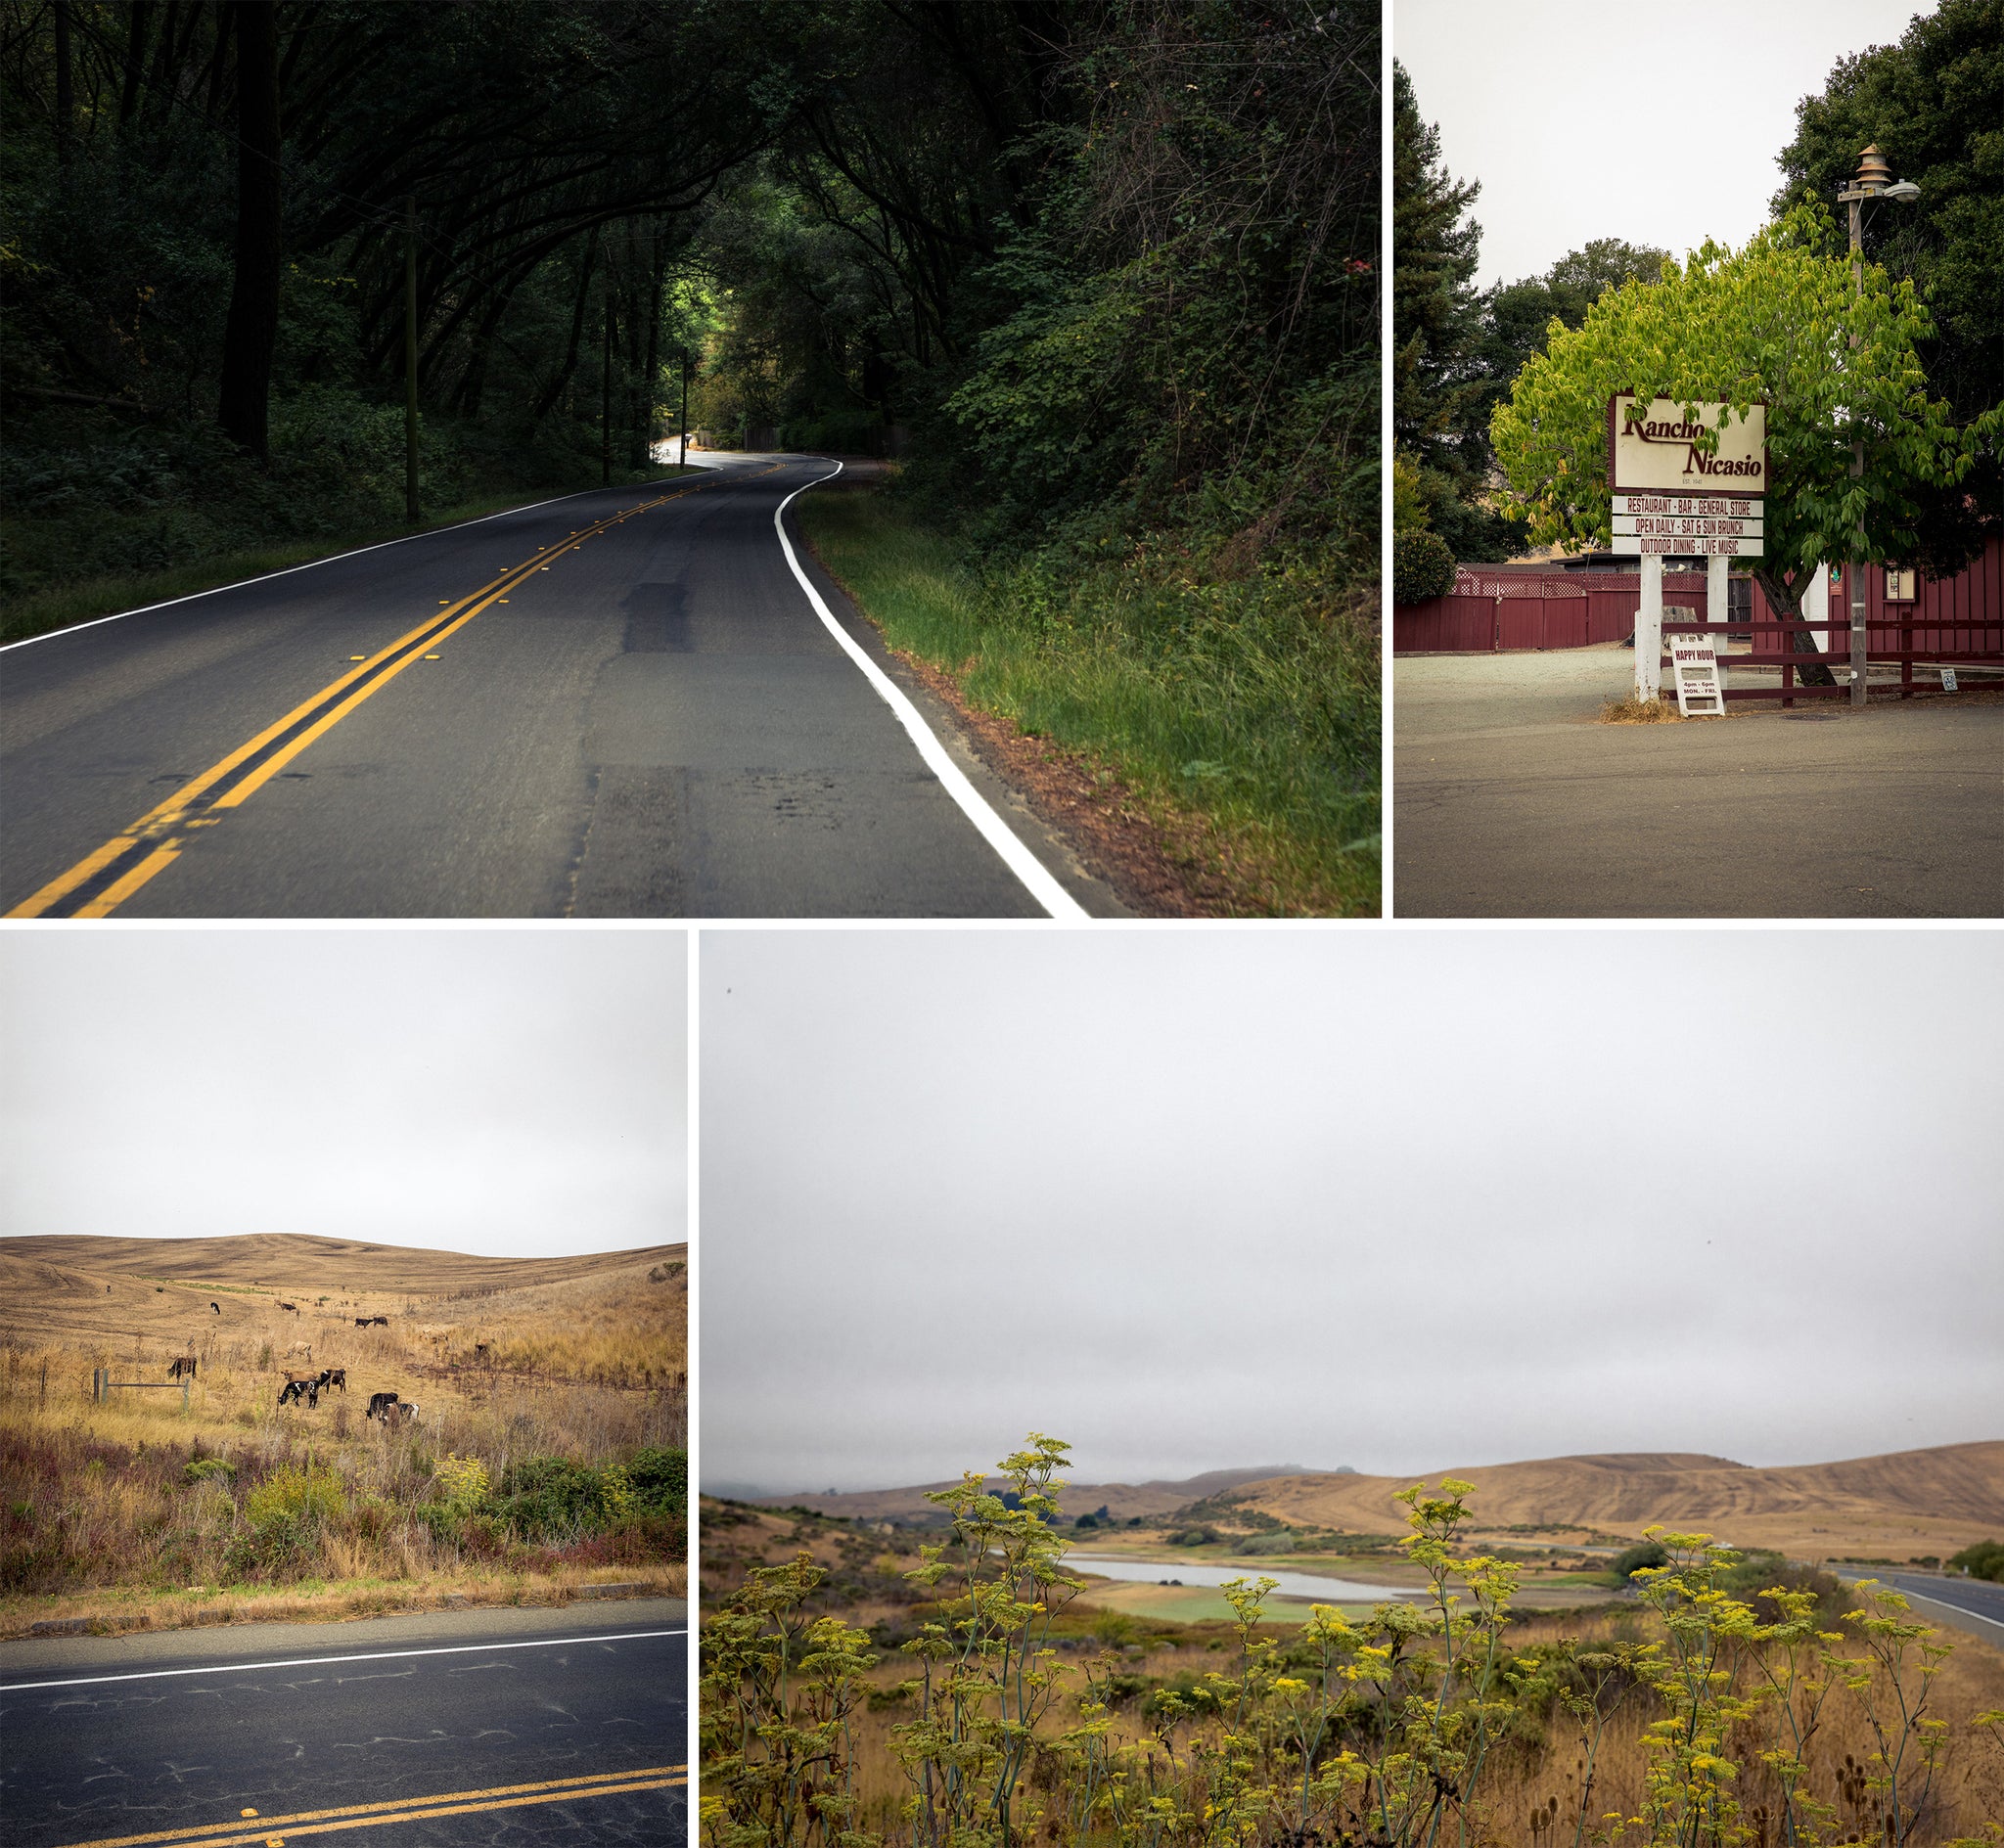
<box><xmin>1231</xmin><ymin>1444</ymin><xmax>2004</xmax><ymax>1559</ymax></box>
<box><xmin>0</xmin><ymin>1232</ymin><xmax>686</xmax><ymax>1395</ymax></box>
<box><xmin>752</xmin><ymin>1465</ymin><xmax>1297</xmax><ymax>1526</ymax></box>
<box><xmin>0</xmin><ymin>1233</ymin><xmax>687</xmax><ymax>1634</ymax></box>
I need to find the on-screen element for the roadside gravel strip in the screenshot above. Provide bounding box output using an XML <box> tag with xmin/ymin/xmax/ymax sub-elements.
<box><xmin>0</xmin><ymin>1600</ymin><xmax>687</xmax><ymax>1848</ymax></box>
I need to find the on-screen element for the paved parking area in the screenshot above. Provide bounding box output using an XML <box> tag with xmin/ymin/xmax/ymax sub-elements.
<box><xmin>1393</xmin><ymin>645</ymin><xmax>2003</xmax><ymax>917</ymax></box>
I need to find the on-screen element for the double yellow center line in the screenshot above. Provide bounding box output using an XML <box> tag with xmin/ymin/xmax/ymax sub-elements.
<box><xmin>52</xmin><ymin>1764</ymin><xmax>686</xmax><ymax>1848</ymax></box>
<box><xmin>7</xmin><ymin>471</ymin><xmax>785</xmax><ymax>920</ymax></box>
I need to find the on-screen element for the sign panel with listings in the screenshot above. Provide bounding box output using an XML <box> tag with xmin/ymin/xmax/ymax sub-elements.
<box><xmin>1612</xmin><ymin>513</ymin><xmax>1763</xmax><ymax>541</ymax></box>
<box><xmin>1669</xmin><ymin>627</ymin><xmax>1726</xmax><ymax>717</ymax></box>
<box><xmin>1633</xmin><ymin>533</ymin><xmax>1763</xmax><ymax>557</ymax></box>
<box><xmin>1608</xmin><ymin>394</ymin><xmax>1767</xmax><ymax>499</ymax></box>
<box><xmin>1612</xmin><ymin>492</ymin><xmax>1764</xmax><ymax>519</ymax></box>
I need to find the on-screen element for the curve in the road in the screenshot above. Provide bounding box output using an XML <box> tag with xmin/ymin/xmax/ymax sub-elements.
<box><xmin>1</xmin><ymin>459</ymin><xmax>1085</xmax><ymax>918</ymax></box>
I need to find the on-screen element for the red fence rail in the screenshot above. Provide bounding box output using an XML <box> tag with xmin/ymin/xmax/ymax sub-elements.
<box><xmin>1395</xmin><ymin>538</ymin><xmax>2004</xmax><ymax>668</ymax></box>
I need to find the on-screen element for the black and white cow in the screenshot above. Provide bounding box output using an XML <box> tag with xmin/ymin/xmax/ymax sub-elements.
<box><xmin>366</xmin><ymin>1391</ymin><xmax>400</xmax><ymax>1421</ymax></box>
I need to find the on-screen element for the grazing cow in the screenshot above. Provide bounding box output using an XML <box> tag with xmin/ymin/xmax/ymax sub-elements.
<box><xmin>322</xmin><ymin>1368</ymin><xmax>346</xmax><ymax>1394</ymax></box>
<box><xmin>354</xmin><ymin>1317</ymin><xmax>372</xmax><ymax>1329</ymax></box>
<box><xmin>382</xmin><ymin>1400</ymin><xmax>417</xmax><ymax>1429</ymax></box>
<box><xmin>210</xmin><ymin>1302</ymin><xmax>221</xmax><ymax>1314</ymax></box>
<box><xmin>369</xmin><ymin>1315</ymin><xmax>389</xmax><ymax>1328</ymax></box>
<box><xmin>286</xmin><ymin>1342</ymin><xmax>313</xmax><ymax>1362</ymax></box>
<box><xmin>366</xmin><ymin>1391</ymin><xmax>400</xmax><ymax>1420</ymax></box>
<box><xmin>167</xmin><ymin>1357</ymin><xmax>197</xmax><ymax>1381</ymax></box>
<box><xmin>278</xmin><ymin>1301</ymin><xmax>298</xmax><ymax>1314</ymax></box>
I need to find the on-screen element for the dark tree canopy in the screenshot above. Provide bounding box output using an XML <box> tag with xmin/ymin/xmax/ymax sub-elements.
<box><xmin>1772</xmin><ymin>0</ymin><xmax>2004</xmax><ymax>574</ymax></box>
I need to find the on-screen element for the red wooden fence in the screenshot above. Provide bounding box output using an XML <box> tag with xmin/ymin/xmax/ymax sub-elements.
<box><xmin>1394</xmin><ymin>537</ymin><xmax>2004</xmax><ymax>668</ymax></box>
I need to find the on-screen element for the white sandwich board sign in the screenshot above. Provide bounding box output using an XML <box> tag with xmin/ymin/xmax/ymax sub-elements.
<box><xmin>1669</xmin><ymin>628</ymin><xmax>1726</xmax><ymax>717</ymax></box>
<box><xmin>1609</xmin><ymin>394</ymin><xmax>1767</xmax><ymax>500</ymax></box>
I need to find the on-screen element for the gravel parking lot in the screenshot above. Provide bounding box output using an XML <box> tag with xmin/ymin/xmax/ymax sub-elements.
<box><xmin>1394</xmin><ymin>645</ymin><xmax>2003</xmax><ymax>917</ymax></box>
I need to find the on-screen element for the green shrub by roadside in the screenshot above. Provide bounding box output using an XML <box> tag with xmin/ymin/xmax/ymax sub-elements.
<box><xmin>1391</xmin><ymin>527</ymin><xmax>1456</xmax><ymax>604</ymax></box>
<box><xmin>797</xmin><ymin>484</ymin><xmax>1380</xmax><ymax>917</ymax></box>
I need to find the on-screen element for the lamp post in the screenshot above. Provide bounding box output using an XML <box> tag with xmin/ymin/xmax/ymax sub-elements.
<box><xmin>1835</xmin><ymin>145</ymin><xmax>1920</xmax><ymax>706</ymax></box>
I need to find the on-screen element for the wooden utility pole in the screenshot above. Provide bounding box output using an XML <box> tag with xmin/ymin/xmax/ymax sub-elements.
<box><xmin>405</xmin><ymin>196</ymin><xmax>420</xmax><ymax>522</ymax></box>
<box><xmin>601</xmin><ymin>286</ymin><xmax>614</xmax><ymax>488</ymax></box>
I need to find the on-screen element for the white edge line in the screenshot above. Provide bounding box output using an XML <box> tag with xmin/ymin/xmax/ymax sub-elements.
<box><xmin>1886</xmin><ymin>1589</ymin><xmax>2004</xmax><ymax>1634</ymax></box>
<box><xmin>772</xmin><ymin>462</ymin><xmax>1089</xmax><ymax>922</ymax></box>
<box><xmin>0</xmin><ymin>473</ymin><xmax>724</xmax><ymax>655</ymax></box>
<box><xmin>0</xmin><ymin>1626</ymin><xmax>689</xmax><ymax>1692</ymax></box>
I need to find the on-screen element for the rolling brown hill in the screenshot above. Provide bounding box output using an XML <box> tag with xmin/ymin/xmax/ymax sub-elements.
<box><xmin>1231</xmin><ymin>1445</ymin><xmax>2004</xmax><ymax>1560</ymax></box>
<box><xmin>742</xmin><ymin>1465</ymin><xmax>1302</xmax><ymax>1525</ymax></box>
<box><xmin>0</xmin><ymin>1232</ymin><xmax>687</xmax><ymax>1383</ymax></box>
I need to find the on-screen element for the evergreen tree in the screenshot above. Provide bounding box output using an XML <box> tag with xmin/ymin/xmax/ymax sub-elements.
<box><xmin>1390</xmin><ymin>61</ymin><xmax>1518</xmax><ymax>561</ymax></box>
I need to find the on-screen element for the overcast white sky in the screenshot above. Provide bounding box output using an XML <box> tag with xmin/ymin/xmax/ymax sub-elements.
<box><xmin>1397</xmin><ymin>0</ymin><xmax>1931</xmax><ymax>287</ymax></box>
<box><xmin>703</xmin><ymin>929</ymin><xmax>2000</xmax><ymax>1497</ymax></box>
<box><xmin>1</xmin><ymin>929</ymin><xmax>685</xmax><ymax>1257</ymax></box>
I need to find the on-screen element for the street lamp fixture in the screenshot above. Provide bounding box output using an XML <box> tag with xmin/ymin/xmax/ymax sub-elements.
<box><xmin>1834</xmin><ymin>144</ymin><xmax>1921</xmax><ymax>705</ymax></box>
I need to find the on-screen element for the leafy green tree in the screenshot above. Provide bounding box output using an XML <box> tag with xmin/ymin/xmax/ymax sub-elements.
<box><xmin>1490</xmin><ymin>204</ymin><xmax>2000</xmax><ymax>640</ymax></box>
<box><xmin>1773</xmin><ymin>0</ymin><xmax>2004</xmax><ymax>576</ymax></box>
<box><xmin>1479</xmin><ymin>239</ymin><xmax>1669</xmax><ymax>394</ymax></box>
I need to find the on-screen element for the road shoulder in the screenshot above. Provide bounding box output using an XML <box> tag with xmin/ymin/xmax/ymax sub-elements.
<box><xmin>0</xmin><ymin>1594</ymin><xmax>688</xmax><ymax>1683</ymax></box>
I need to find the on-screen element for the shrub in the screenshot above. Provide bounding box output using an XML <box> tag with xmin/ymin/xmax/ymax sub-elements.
<box><xmin>183</xmin><ymin>1458</ymin><xmax>236</xmax><ymax>1485</ymax></box>
<box><xmin>1948</xmin><ymin>1538</ymin><xmax>2004</xmax><ymax>1583</ymax></box>
<box><xmin>233</xmin><ymin>1465</ymin><xmax>345</xmax><ymax>1580</ymax></box>
<box><xmin>1163</xmin><ymin>1525</ymin><xmax>1221</xmax><ymax>1548</ymax></box>
<box><xmin>1392</xmin><ymin>527</ymin><xmax>1456</xmax><ymax>604</ymax></box>
<box><xmin>1239</xmin><ymin>1530</ymin><xmax>1297</xmax><ymax>1555</ymax></box>
<box><xmin>493</xmin><ymin>1456</ymin><xmax>609</xmax><ymax>1541</ymax></box>
<box><xmin>1610</xmin><ymin>1538</ymin><xmax>1669</xmax><ymax>1583</ymax></box>
<box><xmin>433</xmin><ymin>1453</ymin><xmax>490</xmax><ymax>1513</ymax></box>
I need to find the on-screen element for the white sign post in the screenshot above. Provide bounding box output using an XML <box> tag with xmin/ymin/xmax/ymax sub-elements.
<box><xmin>1609</xmin><ymin>397</ymin><xmax>1766</xmax><ymax>707</ymax></box>
<box><xmin>1637</xmin><ymin>555</ymin><xmax>1662</xmax><ymax>701</ymax></box>
<box><xmin>1669</xmin><ymin>627</ymin><xmax>1726</xmax><ymax>717</ymax></box>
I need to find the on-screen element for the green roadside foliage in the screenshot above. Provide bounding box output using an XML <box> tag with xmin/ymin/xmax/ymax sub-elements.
<box><xmin>799</xmin><ymin>484</ymin><xmax>1379</xmax><ymax>918</ymax></box>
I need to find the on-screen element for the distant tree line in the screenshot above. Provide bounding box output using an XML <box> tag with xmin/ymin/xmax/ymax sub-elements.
<box><xmin>1393</xmin><ymin>0</ymin><xmax>2000</xmax><ymax>575</ymax></box>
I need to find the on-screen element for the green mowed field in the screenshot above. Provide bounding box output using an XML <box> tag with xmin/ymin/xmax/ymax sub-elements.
<box><xmin>1071</xmin><ymin>1581</ymin><xmax>1380</xmax><ymax>1626</ymax></box>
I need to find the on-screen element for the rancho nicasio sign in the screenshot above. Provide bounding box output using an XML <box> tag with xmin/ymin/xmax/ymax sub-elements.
<box><xmin>1607</xmin><ymin>393</ymin><xmax>1766</xmax><ymax>498</ymax></box>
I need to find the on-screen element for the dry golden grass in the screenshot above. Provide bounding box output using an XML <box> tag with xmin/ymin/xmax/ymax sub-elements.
<box><xmin>1</xmin><ymin>1234</ymin><xmax>686</xmax><ymax>1638</ymax></box>
<box><xmin>1600</xmin><ymin>694</ymin><xmax>1685</xmax><ymax>722</ymax></box>
<box><xmin>703</xmin><ymin>1500</ymin><xmax>2004</xmax><ymax>1846</ymax></box>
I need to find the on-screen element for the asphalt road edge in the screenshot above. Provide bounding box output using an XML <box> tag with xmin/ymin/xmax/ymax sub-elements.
<box><xmin>779</xmin><ymin>479</ymin><xmax>1134</xmax><ymax>921</ymax></box>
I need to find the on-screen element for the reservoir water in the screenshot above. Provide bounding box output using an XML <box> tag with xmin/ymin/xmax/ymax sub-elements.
<box><xmin>1062</xmin><ymin>1553</ymin><xmax>1421</xmax><ymax>1602</ymax></box>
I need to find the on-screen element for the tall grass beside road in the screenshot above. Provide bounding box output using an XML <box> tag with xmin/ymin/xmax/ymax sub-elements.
<box><xmin>797</xmin><ymin>482</ymin><xmax>1381</xmax><ymax>918</ymax></box>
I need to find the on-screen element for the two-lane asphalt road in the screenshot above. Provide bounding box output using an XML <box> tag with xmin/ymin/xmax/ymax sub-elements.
<box><xmin>0</xmin><ymin>1601</ymin><xmax>685</xmax><ymax>1847</ymax></box>
<box><xmin>0</xmin><ymin>458</ymin><xmax>1096</xmax><ymax>917</ymax></box>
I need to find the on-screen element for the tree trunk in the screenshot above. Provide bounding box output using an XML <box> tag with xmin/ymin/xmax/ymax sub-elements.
<box><xmin>531</xmin><ymin>242</ymin><xmax>597</xmax><ymax>425</ymax></box>
<box><xmin>53</xmin><ymin>0</ymin><xmax>74</xmax><ymax>164</ymax></box>
<box><xmin>217</xmin><ymin>1</ymin><xmax>281</xmax><ymax>461</ymax></box>
<box><xmin>637</xmin><ymin>236</ymin><xmax>665</xmax><ymax>471</ymax></box>
<box><xmin>119</xmin><ymin>2</ymin><xmax>152</xmax><ymax>126</ymax></box>
<box><xmin>1753</xmin><ymin>565</ymin><xmax>1839</xmax><ymax>687</ymax></box>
